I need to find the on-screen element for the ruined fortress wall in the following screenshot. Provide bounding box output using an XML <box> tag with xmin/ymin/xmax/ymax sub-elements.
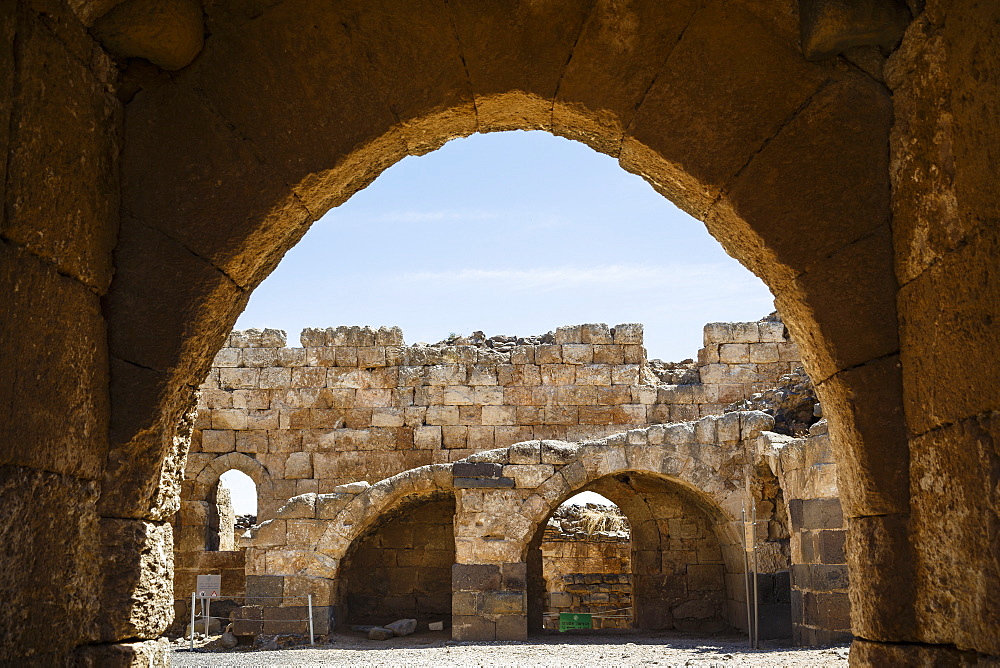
<box><xmin>184</xmin><ymin>320</ymin><xmax>801</xmax><ymax>524</ymax></box>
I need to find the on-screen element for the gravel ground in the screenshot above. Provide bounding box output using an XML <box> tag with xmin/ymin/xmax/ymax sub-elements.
<box><xmin>169</xmin><ymin>630</ymin><xmax>850</xmax><ymax>667</ymax></box>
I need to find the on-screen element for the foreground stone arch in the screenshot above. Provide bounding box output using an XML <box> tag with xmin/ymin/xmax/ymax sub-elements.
<box><xmin>100</xmin><ymin>7</ymin><xmax>912</xmax><ymax>654</ymax></box>
<box><xmin>3</xmin><ymin>0</ymin><xmax>998</xmax><ymax>662</ymax></box>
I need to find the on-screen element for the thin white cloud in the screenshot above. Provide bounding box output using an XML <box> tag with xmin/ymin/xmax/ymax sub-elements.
<box><xmin>370</xmin><ymin>209</ymin><xmax>502</xmax><ymax>223</ymax></box>
<box><xmin>398</xmin><ymin>263</ymin><xmax>755</xmax><ymax>292</ymax></box>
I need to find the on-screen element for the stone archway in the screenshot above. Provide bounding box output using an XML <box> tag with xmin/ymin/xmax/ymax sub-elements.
<box><xmin>104</xmin><ymin>9</ymin><xmax>906</xmax><ymax>652</ymax></box>
<box><xmin>525</xmin><ymin>472</ymin><xmax>743</xmax><ymax>635</ymax></box>
<box><xmin>5</xmin><ymin>0</ymin><xmax>999</xmax><ymax>663</ymax></box>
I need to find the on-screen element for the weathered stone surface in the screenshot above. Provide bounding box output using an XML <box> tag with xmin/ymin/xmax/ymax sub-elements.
<box><xmin>0</xmin><ymin>466</ymin><xmax>101</xmax><ymax>662</ymax></box>
<box><xmin>367</xmin><ymin>626</ymin><xmax>393</xmax><ymax>640</ymax></box>
<box><xmin>0</xmin><ymin>243</ymin><xmax>110</xmax><ymax>479</ymax></box>
<box><xmin>5</xmin><ymin>0</ymin><xmax>1000</xmax><ymax>659</ymax></box>
<box><xmin>799</xmin><ymin>0</ymin><xmax>911</xmax><ymax>60</ymax></box>
<box><xmin>97</xmin><ymin>519</ymin><xmax>174</xmax><ymax>642</ymax></box>
<box><xmin>910</xmin><ymin>412</ymin><xmax>1000</xmax><ymax>655</ymax></box>
<box><xmin>387</xmin><ymin>618</ymin><xmax>417</xmax><ymax>637</ymax></box>
<box><xmin>846</xmin><ymin>514</ymin><xmax>916</xmax><ymax>642</ymax></box>
<box><xmin>92</xmin><ymin>0</ymin><xmax>204</xmax><ymax>70</ymax></box>
<box><xmin>848</xmin><ymin>638</ymin><xmax>987</xmax><ymax>667</ymax></box>
<box><xmin>72</xmin><ymin>638</ymin><xmax>170</xmax><ymax>667</ymax></box>
<box><xmin>3</xmin><ymin>8</ymin><xmax>119</xmax><ymax>291</ymax></box>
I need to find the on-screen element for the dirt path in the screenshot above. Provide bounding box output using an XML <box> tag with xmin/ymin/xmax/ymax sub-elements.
<box><xmin>168</xmin><ymin>629</ymin><xmax>850</xmax><ymax>667</ymax></box>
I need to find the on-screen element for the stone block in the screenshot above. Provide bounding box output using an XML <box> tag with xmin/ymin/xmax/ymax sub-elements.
<box><xmin>467</xmin><ymin>426</ymin><xmax>496</xmax><ymax>449</ymax></box>
<box><xmin>452</xmin><ymin>615</ymin><xmax>495</xmax><ymax>641</ymax></box>
<box><xmin>453</xmin><ymin>477</ymin><xmax>515</xmax><ymax>488</ymax></box>
<box><xmin>611</xmin><ymin>365</ymin><xmax>639</xmax><ymax>385</ymax></box>
<box><xmin>495</xmin><ymin>614</ymin><xmax>528</xmax><ymax>640</ymax></box>
<box><xmin>612</xmin><ymin>323</ymin><xmax>643</xmax><ymax>344</ymax></box>
<box><xmin>554</xmin><ymin>325</ymin><xmax>582</xmax><ymax>344</ymax></box>
<box><xmin>592</xmin><ymin>344</ymin><xmax>625</xmax><ymax>364</ymax></box>
<box><xmin>426</xmin><ymin>406</ymin><xmax>460</xmax><ymax>426</ymax></box>
<box><xmin>509</xmin><ymin>441</ymin><xmax>542</xmax><ymax>464</ymax></box>
<box><xmin>719</xmin><ymin>343</ymin><xmax>750</xmax><ymax>363</ymax></box>
<box><xmin>443</xmin><ymin>385</ymin><xmax>475</xmax><ymax>405</ymax></box>
<box><xmin>540</xmin><ymin>364</ymin><xmax>575</xmax><ymax>385</ymax></box>
<box><xmin>502</xmin><ymin>464</ymin><xmax>554</xmax><ymax>487</ymax></box>
<box><xmin>687</xmin><ymin>564</ymin><xmax>724</xmax><ymax>591</ymax></box>
<box><xmin>442</xmin><ymin>425</ymin><xmax>469</xmax><ymax>448</ymax></box>
<box><xmin>750</xmin><ymin>342</ymin><xmax>780</xmax><ymax>363</ymax></box>
<box><xmin>576</xmin><ymin>364</ymin><xmax>612</xmax><ymax>386</ymax></box>
<box><xmin>798</xmin><ymin>498</ymin><xmax>844</xmax><ymax>530</ymax></box>
<box><xmin>480</xmin><ymin>591</ymin><xmax>525</xmax><ymax>615</ymax></box>
<box><xmin>453</xmin><ymin>564</ymin><xmax>501</xmax><ymax>590</ymax></box>
<box><xmin>846</xmin><ymin>514</ymin><xmax>916</xmax><ymax>641</ymax></box>
<box><xmin>622</xmin><ymin>345</ymin><xmax>645</xmax><ymax>364</ymax></box>
<box><xmin>468</xmin><ymin>365</ymin><xmax>498</xmax><ymax>386</ymax></box>
<box><xmin>219</xmin><ymin>367</ymin><xmax>260</xmax><ymax>389</ymax></box>
<box><xmin>510</xmin><ymin>346</ymin><xmax>534</xmax><ymax>364</ymax></box>
<box><xmin>428</xmin><ymin>364</ymin><xmax>467</xmax><ymax>386</ymax></box>
<box><xmin>535</xmin><ymin>344</ymin><xmax>562</xmax><ymax>364</ymax></box>
<box><xmin>202</xmin><ymin>429</ymin><xmax>235</xmax><ymax>452</ymax></box>
<box><xmin>482</xmin><ymin>405</ymin><xmax>516</xmax><ymax>426</ymax></box>
<box><xmin>758</xmin><ymin>321</ymin><xmax>785</xmax><ymax>342</ymax></box>
<box><xmin>284</xmin><ymin>452</ymin><xmax>312</xmax><ymax>479</ymax></box>
<box><xmin>561</xmin><ymin>344</ymin><xmax>593</xmax><ymax>364</ymax></box>
<box><xmin>453</xmin><ymin>461</ymin><xmax>503</xmax><ymax>478</ymax></box>
<box><xmin>235</xmin><ymin>429</ymin><xmax>268</xmax><ymax>453</ymax></box>
<box><xmin>252</xmin><ymin>519</ymin><xmax>286</xmax><ymax>547</ymax></box>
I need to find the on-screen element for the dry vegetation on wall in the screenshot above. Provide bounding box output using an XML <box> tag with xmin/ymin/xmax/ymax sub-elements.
<box><xmin>548</xmin><ymin>503</ymin><xmax>631</xmax><ymax>537</ymax></box>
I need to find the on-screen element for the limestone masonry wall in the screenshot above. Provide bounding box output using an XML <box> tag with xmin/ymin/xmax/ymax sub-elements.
<box><xmin>761</xmin><ymin>414</ymin><xmax>849</xmax><ymax>645</ymax></box>
<box><xmin>184</xmin><ymin>320</ymin><xmax>801</xmax><ymax>523</ymax></box>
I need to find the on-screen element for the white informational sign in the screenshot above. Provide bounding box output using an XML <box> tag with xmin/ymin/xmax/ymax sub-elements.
<box><xmin>196</xmin><ymin>574</ymin><xmax>222</xmax><ymax>599</ymax></box>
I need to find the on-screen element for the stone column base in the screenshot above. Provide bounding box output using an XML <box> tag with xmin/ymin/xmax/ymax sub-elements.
<box><xmin>849</xmin><ymin>639</ymin><xmax>992</xmax><ymax>666</ymax></box>
<box><xmin>72</xmin><ymin>638</ymin><xmax>170</xmax><ymax>667</ymax></box>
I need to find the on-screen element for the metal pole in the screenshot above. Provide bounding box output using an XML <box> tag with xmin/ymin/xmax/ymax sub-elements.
<box><xmin>741</xmin><ymin>503</ymin><xmax>753</xmax><ymax>649</ymax></box>
<box><xmin>205</xmin><ymin>596</ymin><xmax>211</xmax><ymax>638</ymax></box>
<box><xmin>752</xmin><ymin>498</ymin><xmax>760</xmax><ymax>650</ymax></box>
<box><xmin>190</xmin><ymin>592</ymin><xmax>196</xmax><ymax>650</ymax></box>
<box><xmin>308</xmin><ymin>594</ymin><xmax>315</xmax><ymax>645</ymax></box>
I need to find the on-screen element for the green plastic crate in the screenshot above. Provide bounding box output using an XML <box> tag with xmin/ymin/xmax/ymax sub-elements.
<box><xmin>559</xmin><ymin>613</ymin><xmax>593</xmax><ymax>631</ymax></box>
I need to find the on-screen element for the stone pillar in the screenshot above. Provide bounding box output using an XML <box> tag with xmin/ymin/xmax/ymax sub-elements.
<box><xmin>766</xmin><ymin>424</ymin><xmax>851</xmax><ymax>645</ymax></box>
<box><xmin>452</xmin><ymin>563</ymin><xmax>528</xmax><ymax>641</ymax></box>
<box><xmin>452</xmin><ymin>462</ymin><xmax>530</xmax><ymax>640</ymax></box>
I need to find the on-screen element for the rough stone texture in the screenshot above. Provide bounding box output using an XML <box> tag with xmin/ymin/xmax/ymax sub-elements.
<box><xmin>762</xmin><ymin>431</ymin><xmax>850</xmax><ymax>645</ymax></box>
<box><xmin>73</xmin><ymin>638</ymin><xmax>170</xmax><ymax>667</ymax></box>
<box><xmin>245</xmin><ymin>411</ymin><xmax>791</xmax><ymax>642</ymax></box>
<box><xmin>91</xmin><ymin>0</ymin><xmax>204</xmax><ymax>70</ymax></box>
<box><xmin>2</xmin><ymin>0</ymin><xmax>998</xmax><ymax>661</ymax></box>
<box><xmin>0</xmin><ymin>466</ymin><xmax>101</xmax><ymax>662</ymax></box>
<box><xmin>184</xmin><ymin>320</ymin><xmax>801</xmax><ymax>524</ymax></box>
<box><xmin>539</xmin><ymin>505</ymin><xmax>633</xmax><ymax>630</ymax></box>
<box><xmin>339</xmin><ymin>497</ymin><xmax>455</xmax><ymax>627</ymax></box>
<box><xmin>799</xmin><ymin>0</ymin><xmax>912</xmax><ymax>61</ymax></box>
<box><xmin>885</xmin><ymin>0</ymin><xmax>1000</xmax><ymax>658</ymax></box>
<box><xmin>97</xmin><ymin>519</ymin><xmax>174</xmax><ymax>642</ymax></box>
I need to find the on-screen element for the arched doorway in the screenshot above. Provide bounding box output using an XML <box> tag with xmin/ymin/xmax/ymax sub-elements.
<box><xmin>527</xmin><ymin>471</ymin><xmax>756</xmax><ymax>636</ymax></box>
<box><xmin>338</xmin><ymin>492</ymin><xmax>456</xmax><ymax>630</ymax></box>
<box><xmin>99</xmin><ymin>0</ymin><xmax>912</xmax><ymax>658</ymax></box>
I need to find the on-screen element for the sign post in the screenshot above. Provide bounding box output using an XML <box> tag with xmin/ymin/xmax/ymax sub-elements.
<box><xmin>195</xmin><ymin>574</ymin><xmax>222</xmax><ymax>639</ymax></box>
<box><xmin>558</xmin><ymin>612</ymin><xmax>593</xmax><ymax>631</ymax></box>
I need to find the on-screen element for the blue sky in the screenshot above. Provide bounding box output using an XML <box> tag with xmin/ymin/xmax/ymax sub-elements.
<box><xmin>225</xmin><ymin>130</ymin><xmax>775</xmax><ymax>513</ymax></box>
<box><xmin>235</xmin><ymin>130</ymin><xmax>774</xmax><ymax>362</ymax></box>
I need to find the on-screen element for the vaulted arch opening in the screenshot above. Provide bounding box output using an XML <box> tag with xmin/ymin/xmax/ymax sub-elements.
<box><xmin>337</xmin><ymin>492</ymin><xmax>456</xmax><ymax>631</ymax></box>
<box><xmin>99</xmin><ymin>0</ymin><xmax>911</xmax><ymax>657</ymax></box>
